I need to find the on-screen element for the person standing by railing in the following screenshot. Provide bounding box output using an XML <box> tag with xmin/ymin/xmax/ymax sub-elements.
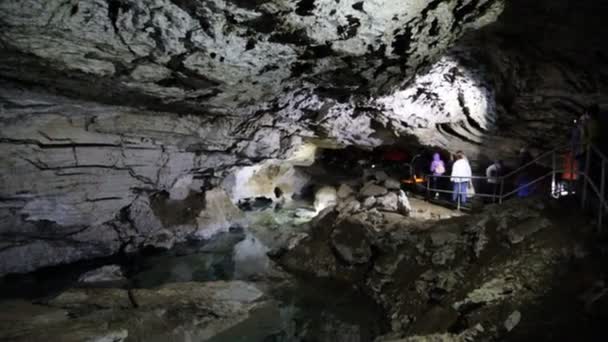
<box><xmin>485</xmin><ymin>160</ymin><xmax>503</xmax><ymax>202</ymax></box>
<box><xmin>450</xmin><ymin>151</ymin><xmax>472</xmax><ymax>206</ymax></box>
<box><xmin>429</xmin><ymin>152</ymin><xmax>446</xmax><ymax>199</ymax></box>
<box><xmin>561</xmin><ymin>150</ymin><xmax>579</xmax><ymax>195</ymax></box>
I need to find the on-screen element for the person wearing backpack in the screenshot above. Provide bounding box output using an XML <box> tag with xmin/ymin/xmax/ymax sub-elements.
<box><xmin>485</xmin><ymin>160</ymin><xmax>503</xmax><ymax>203</ymax></box>
<box><xmin>429</xmin><ymin>152</ymin><xmax>446</xmax><ymax>199</ymax></box>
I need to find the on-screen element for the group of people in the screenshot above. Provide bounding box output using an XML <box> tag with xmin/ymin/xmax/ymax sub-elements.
<box><xmin>430</xmin><ymin>149</ymin><xmax>532</xmax><ymax>205</ymax></box>
<box><xmin>424</xmin><ymin>104</ymin><xmax>606</xmax><ymax>207</ymax></box>
<box><xmin>429</xmin><ymin>150</ymin><xmax>476</xmax><ymax>206</ymax></box>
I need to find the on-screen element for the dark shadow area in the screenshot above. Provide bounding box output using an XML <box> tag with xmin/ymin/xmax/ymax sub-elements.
<box><xmin>150</xmin><ymin>190</ymin><xmax>206</xmax><ymax>227</ymax></box>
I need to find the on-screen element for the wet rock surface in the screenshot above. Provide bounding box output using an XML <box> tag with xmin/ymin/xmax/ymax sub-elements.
<box><xmin>77</xmin><ymin>265</ymin><xmax>126</xmax><ymax>284</ymax></box>
<box><xmin>1</xmin><ymin>281</ymin><xmax>267</xmax><ymax>342</ymax></box>
<box><xmin>0</xmin><ymin>212</ymin><xmax>386</xmax><ymax>342</ymax></box>
<box><xmin>273</xmin><ymin>198</ymin><xmax>595</xmax><ymax>340</ymax></box>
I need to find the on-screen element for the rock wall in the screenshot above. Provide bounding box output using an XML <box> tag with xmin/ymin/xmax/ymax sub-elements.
<box><xmin>455</xmin><ymin>0</ymin><xmax>608</xmax><ymax>154</ymax></box>
<box><xmin>0</xmin><ymin>0</ymin><xmax>504</xmax><ymax>114</ymax></box>
<box><xmin>0</xmin><ymin>84</ymin><xmax>290</xmax><ymax>275</ymax></box>
<box><xmin>0</xmin><ymin>0</ymin><xmax>508</xmax><ymax>274</ymax></box>
<box><xmin>2</xmin><ymin>0</ymin><xmax>607</xmax><ymax>275</ymax></box>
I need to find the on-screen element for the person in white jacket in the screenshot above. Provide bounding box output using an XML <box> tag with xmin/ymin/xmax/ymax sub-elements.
<box><xmin>450</xmin><ymin>151</ymin><xmax>472</xmax><ymax>205</ymax></box>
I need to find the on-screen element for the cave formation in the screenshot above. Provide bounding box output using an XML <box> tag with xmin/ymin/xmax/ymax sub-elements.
<box><xmin>1</xmin><ymin>0</ymin><xmax>608</xmax><ymax>341</ymax></box>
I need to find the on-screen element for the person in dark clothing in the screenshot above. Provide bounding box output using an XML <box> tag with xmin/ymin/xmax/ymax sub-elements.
<box><xmin>584</xmin><ymin>105</ymin><xmax>602</xmax><ymax>184</ymax></box>
<box><xmin>585</xmin><ymin>104</ymin><xmax>601</xmax><ymax>148</ymax></box>
<box><xmin>485</xmin><ymin>160</ymin><xmax>503</xmax><ymax>202</ymax></box>
<box><xmin>518</xmin><ymin>147</ymin><xmax>533</xmax><ymax>167</ymax></box>
<box><xmin>516</xmin><ymin>172</ymin><xmax>533</xmax><ymax>198</ymax></box>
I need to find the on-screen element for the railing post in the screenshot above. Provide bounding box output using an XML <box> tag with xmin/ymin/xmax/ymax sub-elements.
<box><xmin>426</xmin><ymin>176</ymin><xmax>430</xmax><ymax>201</ymax></box>
<box><xmin>582</xmin><ymin>144</ymin><xmax>591</xmax><ymax>208</ymax></box>
<box><xmin>551</xmin><ymin>151</ymin><xmax>556</xmax><ymax>198</ymax></box>
<box><xmin>498</xmin><ymin>177</ymin><xmax>504</xmax><ymax>204</ymax></box>
<box><xmin>600</xmin><ymin>160</ymin><xmax>606</xmax><ymax>232</ymax></box>
<box><xmin>569</xmin><ymin>148</ymin><xmax>574</xmax><ymax>196</ymax></box>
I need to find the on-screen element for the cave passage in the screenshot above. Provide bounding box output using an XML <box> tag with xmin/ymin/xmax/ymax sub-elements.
<box><xmin>1</xmin><ymin>0</ymin><xmax>608</xmax><ymax>341</ymax></box>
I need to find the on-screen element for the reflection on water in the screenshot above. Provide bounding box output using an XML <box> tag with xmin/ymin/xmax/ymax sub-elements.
<box><xmin>131</xmin><ymin>230</ymin><xmax>273</xmax><ymax>287</ymax></box>
<box><xmin>233</xmin><ymin>234</ymin><xmax>271</xmax><ymax>280</ymax></box>
<box><xmin>0</xmin><ymin>207</ymin><xmax>387</xmax><ymax>341</ymax></box>
<box><xmin>132</xmin><ymin>229</ymin><xmax>245</xmax><ymax>288</ymax></box>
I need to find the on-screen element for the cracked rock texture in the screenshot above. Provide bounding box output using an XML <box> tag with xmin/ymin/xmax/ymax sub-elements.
<box><xmin>0</xmin><ymin>85</ymin><xmax>294</xmax><ymax>275</ymax></box>
<box><xmin>1</xmin><ymin>0</ymin><xmax>606</xmax><ymax>275</ymax></box>
<box><xmin>0</xmin><ymin>0</ymin><xmax>506</xmax><ymax>274</ymax></box>
<box><xmin>0</xmin><ymin>0</ymin><xmax>503</xmax><ymax>114</ymax></box>
<box><xmin>273</xmin><ymin>199</ymin><xmax>586</xmax><ymax>340</ymax></box>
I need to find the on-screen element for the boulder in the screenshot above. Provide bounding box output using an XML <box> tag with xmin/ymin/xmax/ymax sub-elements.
<box><xmin>78</xmin><ymin>265</ymin><xmax>126</xmax><ymax>284</ymax></box>
<box><xmin>360</xmin><ymin>182</ymin><xmax>388</xmax><ymax>197</ymax></box>
<box><xmin>338</xmin><ymin>198</ymin><xmax>362</xmax><ymax>214</ymax></box>
<box><xmin>376</xmin><ymin>192</ymin><xmax>399</xmax><ymax>212</ymax></box>
<box><xmin>48</xmin><ymin>288</ymin><xmax>132</xmax><ymax>309</ymax></box>
<box><xmin>397</xmin><ymin>190</ymin><xmax>412</xmax><ymax>215</ymax></box>
<box><xmin>374</xmin><ymin>171</ymin><xmax>390</xmax><ymax>182</ymax></box>
<box><xmin>384</xmin><ymin>178</ymin><xmax>402</xmax><ymax>190</ymax></box>
<box><xmin>337</xmin><ymin>184</ymin><xmax>355</xmax><ymax>199</ymax></box>
<box><xmin>362</xmin><ymin>196</ymin><xmax>377</xmax><ymax>209</ymax></box>
<box><xmin>314</xmin><ymin>186</ymin><xmax>338</xmax><ymax>213</ymax></box>
<box><xmin>330</xmin><ymin>219</ymin><xmax>373</xmax><ymax>265</ymax></box>
<box><xmin>504</xmin><ymin>310</ymin><xmax>521</xmax><ymax>332</ymax></box>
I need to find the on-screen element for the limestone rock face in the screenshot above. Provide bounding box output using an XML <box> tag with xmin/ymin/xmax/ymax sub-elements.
<box><xmin>0</xmin><ymin>0</ymin><xmax>504</xmax><ymax>114</ymax></box>
<box><xmin>6</xmin><ymin>0</ymin><xmax>604</xmax><ymax>276</ymax></box>
<box><xmin>0</xmin><ymin>85</ymin><xmax>267</xmax><ymax>274</ymax></box>
<box><xmin>195</xmin><ymin>188</ymin><xmax>245</xmax><ymax>239</ymax></box>
<box><xmin>0</xmin><ymin>0</ymin><xmax>509</xmax><ymax>274</ymax></box>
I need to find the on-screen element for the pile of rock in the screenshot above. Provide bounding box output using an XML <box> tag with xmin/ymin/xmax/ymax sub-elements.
<box><xmin>316</xmin><ymin>174</ymin><xmax>411</xmax><ymax>218</ymax></box>
<box><xmin>272</xmin><ymin>198</ymin><xmax>587</xmax><ymax>341</ymax></box>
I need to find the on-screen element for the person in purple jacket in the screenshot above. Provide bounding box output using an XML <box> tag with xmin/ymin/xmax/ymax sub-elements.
<box><xmin>429</xmin><ymin>152</ymin><xmax>446</xmax><ymax>199</ymax></box>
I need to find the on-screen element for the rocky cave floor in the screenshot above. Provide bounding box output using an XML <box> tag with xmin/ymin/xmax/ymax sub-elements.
<box><xmin>1</xmin><ymin>168</ymin><xmax>608</xmax><ymax>342</ymax></box>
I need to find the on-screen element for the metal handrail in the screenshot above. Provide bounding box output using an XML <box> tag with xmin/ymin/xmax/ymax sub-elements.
<box><xmin>500</xmin><ymin>171</ymin><xmax>553</xmax><ymax>199</ymax></box>
<box><xmin>428</xmin><ymin>174</ymin><xmax>500</xmax><ymax>180</ymax></box>
<box><xmin>500</xmin><ymin>143</ymin><xmax>571</xmax><ymax>179</ymax></box>
<box><xmin>592</xmin><ymin>144</ymin><xmax>608</xmax><ymax>161</ymax></box>
<box><xmin>420</xmin><ymin>142</ymin><xmax>607</xmax><ymax>230</ymax></box>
